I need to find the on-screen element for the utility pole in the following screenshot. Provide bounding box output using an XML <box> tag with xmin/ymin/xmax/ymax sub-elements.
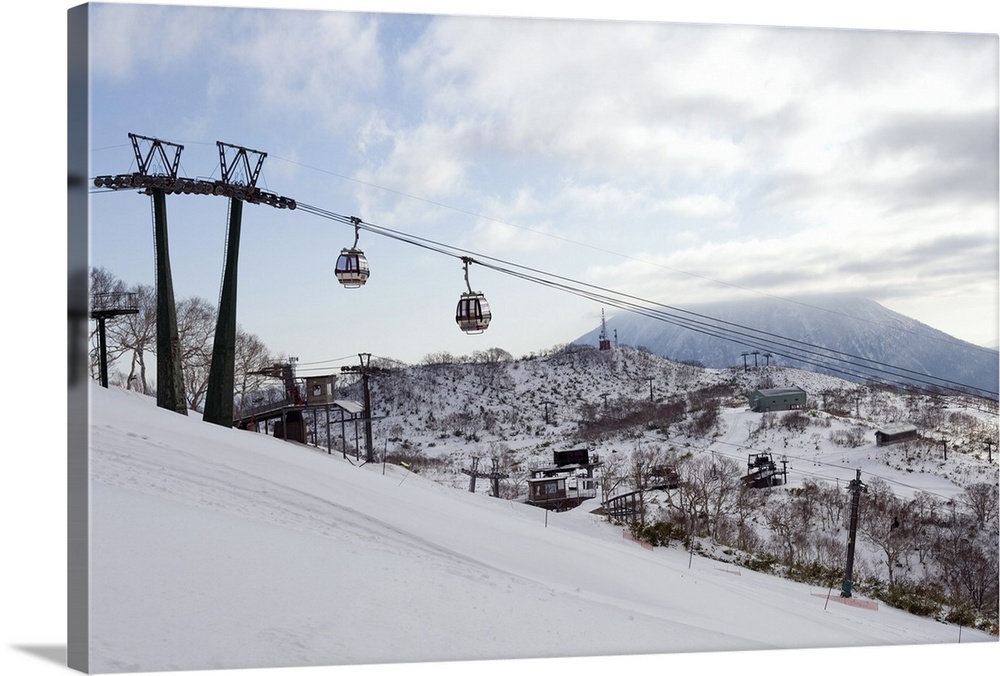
<box><xmin>341</xmin><ymin>353</ymin><xmax>376</xmax><ymax>462</ymax></box>
<box><xmin>741</xmin><ymin>352</ymin><xmax>749</xmax><ymax>372</ymax></box>
<box><xmin>645</xmin><ymin>376</ymin><xmax>654</xmax><ymax>402</ymax></box>
<box><xmin>986</xmin><ymin>439</ymin><xmax>995</xmax><ymax>463</ymax></box>
<box><xmin>841</xmin><ymin>469</ymin><xmax>867</xmax><ymax>598</ymax></box>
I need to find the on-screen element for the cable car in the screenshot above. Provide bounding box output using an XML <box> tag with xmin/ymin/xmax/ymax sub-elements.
<box><xmin>456</xmin><ymin>292</ymin><xmax>491</xmax><ymax>333</ymax></box>
<box><xmin>335</xmin><ymin>217</ymin><xmax>369</xmax><ymax>288</ymax></box>
<box><xmin>456</xmin><ymin>257</ymin><xmax>491</xmax><ymax>333</ymax></box>
<box><xmin>335</xmin><ymin>248</ymin><xmax>369</xmax><ymax>288</ymax></box>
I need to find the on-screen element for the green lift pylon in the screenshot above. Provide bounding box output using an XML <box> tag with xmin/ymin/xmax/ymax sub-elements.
<box><xmin>125</xmin><ymin>134</ymin><xmax>190</xmax><ymax>415</ymax></box>
<box><xmin>96</xmin><ymin>134</ymin><xmax>297</xmax><ymax>423</ymax></box>
<box><xmin>202</xmin><ymin>196</ymin><xmax>244</xmax><ymax>427</ymax></box>
<box><xmin>203</xmin><ymin>142</ymin><xmax>266</xmax><ymax>428</ymax></box>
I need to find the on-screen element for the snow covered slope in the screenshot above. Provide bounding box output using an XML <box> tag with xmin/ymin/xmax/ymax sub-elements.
<box><xmin>85</xmin><ymin>383</ymin><xmax>994</xmax><ymax>674</ymax></box>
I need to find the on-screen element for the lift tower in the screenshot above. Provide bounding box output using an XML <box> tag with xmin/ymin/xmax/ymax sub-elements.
<box><xmin>95</xmin><ymin>133</ymin><xmax>297</xmax><ymax>422</ymax></box>
<box><xmin>841</xmin><ymin>469</ymin><xmax>867</xmax><ymax>598</ymax></box>
<box><xmin>202</xmin><ymin>142</ymin><xmax>266</xmax><ymax>427</ymax></box>
<box><xmin>132</xmin><ymin>134</ymin><xmax>188</xmax><ymax>414</ymax></box>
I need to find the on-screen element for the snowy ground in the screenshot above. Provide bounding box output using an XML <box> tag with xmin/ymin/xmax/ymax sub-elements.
<box><xmin>71</xmin><ymin>384</ymin><xmax>996</xmax><ymax>674</ymax></box>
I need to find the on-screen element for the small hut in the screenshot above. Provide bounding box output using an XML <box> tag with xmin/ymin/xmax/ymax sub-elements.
<box><xmin>875</xmin><ymin>423</ymin><xmax>918</xmax><ymax>447</ymax></box>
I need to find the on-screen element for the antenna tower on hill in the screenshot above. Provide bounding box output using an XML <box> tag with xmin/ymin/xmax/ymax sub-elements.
<box><xmin>599</xmin><ymin>309</ymin><xmax>612</xmax><ymax>351</ymax></box>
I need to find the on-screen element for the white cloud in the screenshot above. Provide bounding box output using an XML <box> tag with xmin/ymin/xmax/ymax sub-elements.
<box><xmin>84</xmin><ymin>5</ymin><xmax>998</xmax><ymax>352</ymax></box>
<box><xmin>233</xmin><ymin>10</ymin><xmax>384</xmax><ymax>123</ymax></box>
<box><xmin>90</xmin><ymin>4</ymin><xmax>185</xmax><ymax>80</ymax></box>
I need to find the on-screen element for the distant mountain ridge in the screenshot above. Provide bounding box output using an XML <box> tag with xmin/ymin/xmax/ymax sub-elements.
<box><xmin>573</xmin><ymin>294</ymin><xmax>999</xmax><ymax>398</ymax></box>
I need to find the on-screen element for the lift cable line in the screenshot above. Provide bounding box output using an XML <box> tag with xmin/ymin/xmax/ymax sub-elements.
<box><xmin>270</xmin><ymin>154</ymin><xmax>994</xmax><ymax>358</ymax></box>
<box><xmin>294</xmin><ymin>202</ymin><xmax>997</xmax><ymax>400</ymax></box>
<box><xmin>94</xmin><ymin>143</ymin><xmax>993</xmax><ymax>357</ymax></box>
<box><xmin>482</xmin><ymin>265</ymin><xmax>996</xmax><ymax>399</ymax></box>
<box><xmin>303</xmin><ymin>203</ymin><xmax>996</xmax><ymax>398</ymax></box>
<box><xmin>453</xmin><ymin>251</ymin><xmax>997</xmax><ymax>398</ymax></box>
<box><xmin>91</xmin><ymin>147</ymin><xmax>996</xmax><ymax>417</ymax></box>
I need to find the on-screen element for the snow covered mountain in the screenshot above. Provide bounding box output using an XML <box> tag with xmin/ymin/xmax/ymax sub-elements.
<box><xmin>573</xmin><ymin>294</ymin><xmax>999</xmax><ymax>398</ymax></box>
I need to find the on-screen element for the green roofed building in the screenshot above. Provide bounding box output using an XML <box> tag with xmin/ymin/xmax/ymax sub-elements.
<box><xmin>749</xmin><ymin>387</ymin><xmax>807</xmax><ymax>412</ymax></box>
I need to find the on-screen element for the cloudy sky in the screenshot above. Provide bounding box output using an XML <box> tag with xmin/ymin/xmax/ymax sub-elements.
<box><xmin>81</xmin><ymin>1</ymin><xmax>998</xmax><ymax>369</ymax></box>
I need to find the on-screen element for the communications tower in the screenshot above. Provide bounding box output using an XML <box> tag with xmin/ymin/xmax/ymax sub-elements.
<box><xmin>598</xmin><ymin>309</ymin><xmax>612</xmax><ymax>351</ymax></box>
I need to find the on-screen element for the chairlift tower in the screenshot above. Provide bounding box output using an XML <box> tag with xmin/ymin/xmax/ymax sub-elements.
<box><xmin>462</xmin><ymin>456</ymin><xmax>509</xmax><ymax>497</ymax></box>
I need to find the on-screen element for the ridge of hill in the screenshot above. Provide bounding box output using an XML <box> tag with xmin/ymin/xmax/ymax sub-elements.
<box><xmin>571</xmin><ymin>294</ymin><xmax>999</xmax><ymax>397</ymax></box>
<box><xmin>356</xmin><ymin>345</ymin><xmax>997</xmax><ymax>498</ymax></box>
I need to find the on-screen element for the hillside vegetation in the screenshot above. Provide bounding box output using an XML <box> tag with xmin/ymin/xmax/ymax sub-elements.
<box><xmin>326</xmin><ymin>345</ymin><xmax>999</xmax><ymax>632</ymax></box>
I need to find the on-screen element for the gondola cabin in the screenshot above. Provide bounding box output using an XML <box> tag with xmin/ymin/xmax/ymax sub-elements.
<box><xmin>456</xmin><ymin>292</ymin><xmax>491</xmax><ymax>333</ymax></box>
<box><xmin>335</xmin><ymin>248</ymin><xmax>369</xmax><ymax>288</ymax></box>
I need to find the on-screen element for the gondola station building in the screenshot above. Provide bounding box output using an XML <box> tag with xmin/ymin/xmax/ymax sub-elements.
<box><xmin>749</xmin><ymin>387</ymin><xmax>807</xmax><ymax>412</ymax></box>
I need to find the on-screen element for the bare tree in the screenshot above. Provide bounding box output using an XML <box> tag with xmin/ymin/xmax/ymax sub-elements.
<box><xmin>88</xmin><ymin>267</ymin><xmax>128</xmax><ymax>378</ymax></box>
<box><xmin>233</xmin><ymin>328</ymin><xmax>276</xmax><ymax>418</ymax></box>
<box><xmin>932</xmin><ymin>517</ymin><xmax>1000</xmax><ymax>613</ymax></box>
<box><xmin>815</xmin><ymin>479</ymin><xmax>848</xmax><ymax>531</ymax></box>
<box><xmin>961</xmin><ymin>482</ymin><xmax>999</xmax><ymax>530</ymax></box>
<box><xmin>176</xmin><ymin>296</ymin><xmax>216</xmax><ymax>411</ymax></box>
<box><xmin>763</xmin><ymin>498</ymin><xmax>810</xmax><ymax>567</ymax></box>
<box><xmin>859</xmin><ymin>477</ymin><xmax>919</xmax><ymax>588</ymax></box>
<box><xmin>114</xmin><ymin>284</ymin><xmax>156</xmax><ymax>393</ymax></box>
<box><xmin>598</xmin><ymin>451</ymin><xmax>627</xmax><ymax>507</ymax></box>
<box><xmin>683</xmin><ymin>454</ymin><xmax>741</xmax><ymax>542</ymax></box>
<box><xmin>627</xmin><ymin>443</ymin><xmax>666</xmax><ymax>524</ymax></box>
<box><xmin>93</xmin><ymin>272</ymin><xmax>157</xmax><ymax>394</ymax></box>
<box><xmin>732</xmin><ymin>478</ymin><xmax>770</xmax><ymax>552</ymax></box>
